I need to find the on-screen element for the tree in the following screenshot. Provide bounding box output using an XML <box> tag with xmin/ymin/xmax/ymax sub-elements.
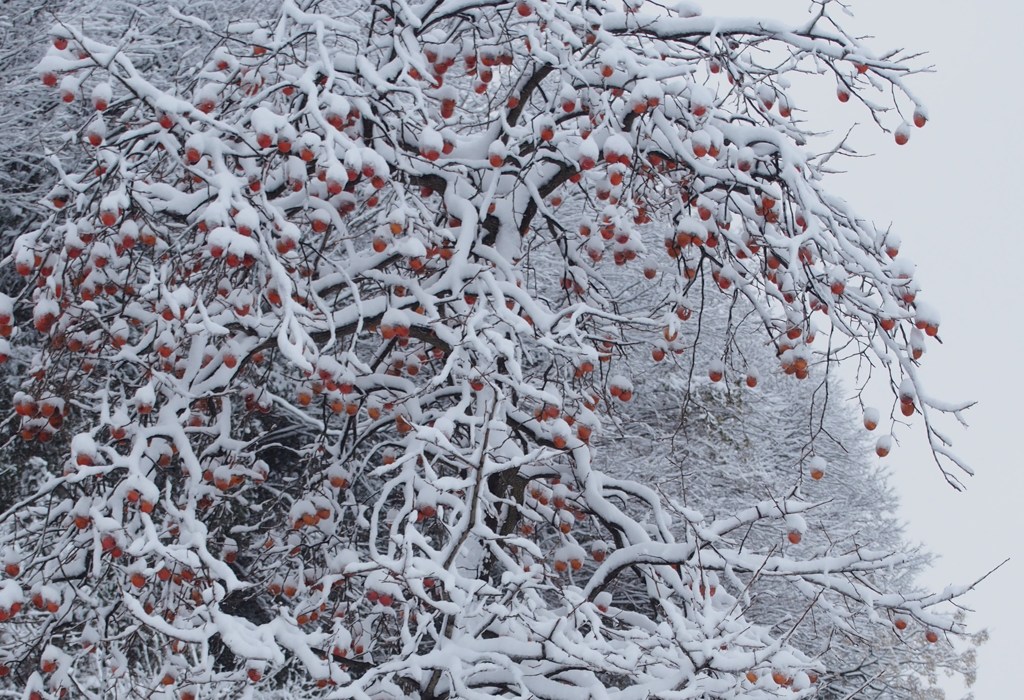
<box><xmin>0</xmin><ymin>0</ymin><xmax>977</xmax><ymax>698</ymax></box>
<box><xmin>0</xmin><ymin>0</ymin><xmax>276</xmax><ymax>228</ymax></box>
<box><xmin>0</xmin><ymin>0</ymin><xmax>279</xmax><ymax>517</ymax></box>
<box><xmin>597</xmin><ymin>293</ymin><xmax>983</xmax><ymax>698</ymax></box>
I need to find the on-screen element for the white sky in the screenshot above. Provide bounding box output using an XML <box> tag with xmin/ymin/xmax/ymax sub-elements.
<box><xmin>712</xmin><ymin>0</ymin><xmax>1024</xmax><ymax>695</ymax></box>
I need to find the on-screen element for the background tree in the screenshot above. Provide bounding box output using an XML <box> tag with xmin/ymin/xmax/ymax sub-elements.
<box><xmin>598</xmin><ymin>291</ymin><xmax>984</xmax><ymax>698</ymax></box>
<box><xmin>0</xmin><ymin>0</ymin><xmax>978</xmax><ymax>698</ymax></box>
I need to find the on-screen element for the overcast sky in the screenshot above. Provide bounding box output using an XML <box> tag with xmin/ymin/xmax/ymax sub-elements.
<box><xmin>713</xmin><ymin>1</ymin><xmax>1024</xmax><ymax>695</ymax></box>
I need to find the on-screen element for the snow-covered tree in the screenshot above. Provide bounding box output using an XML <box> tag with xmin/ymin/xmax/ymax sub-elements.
<box><xmin>598</xmin><ymin>294</ymin><xmax>983</xmax><ymax>698</ymax></box>
<box><xmin>0</xmin><ymin>0</ymin><xmax>275</xmax><ymax>236</ymax></box>
<box><xmin>0</xmin><ymin>0</ymin><xmax>977</xmax><ymax>697</ymax></box>
<box><xmin>0</xmin><ymin>0</ymin><xmax>281</xmax><ymax>531</ymax></box>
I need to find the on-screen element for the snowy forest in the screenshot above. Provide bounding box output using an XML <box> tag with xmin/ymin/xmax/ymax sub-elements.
<box><xmin>0</xmin><ymin>0</ymin><xmax>986</xmax><ymax>698</ymax></box>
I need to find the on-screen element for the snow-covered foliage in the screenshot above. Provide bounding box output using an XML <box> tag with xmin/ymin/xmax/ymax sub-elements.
<box><xmin>0</xmin><ymin>0</ymin><xmax>977</xmax><ymax>697</ymax></box>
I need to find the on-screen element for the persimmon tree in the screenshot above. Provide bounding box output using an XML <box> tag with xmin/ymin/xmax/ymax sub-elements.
<box><xmin>0</xmin><ymin>0</ymin><xmax>977</xmax><ymax>698</ymax></box>
<box><xmin>0</xmin><ymin>0</ymin><xmax>275</xmax><ymax>520</ymax></box>
<box><xmin>0</xmin><ymin>0</ymin><xmax>275</xmax><ymax>231</ymax></box>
